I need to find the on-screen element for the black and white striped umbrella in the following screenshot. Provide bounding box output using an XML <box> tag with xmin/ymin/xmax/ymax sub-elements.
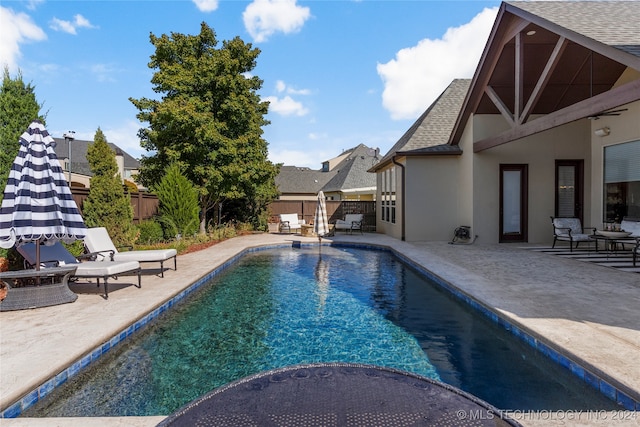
<box><xmin>0</xmin><ymin>120</ymin><xmax>86</xmax><ymax>268</ymax></box>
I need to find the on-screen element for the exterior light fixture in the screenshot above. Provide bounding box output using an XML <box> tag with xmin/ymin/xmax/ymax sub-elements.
<box><xmin>594</xmin><ymin>127</ymin><xmax>610</xmax><ymax>137</ymax></box>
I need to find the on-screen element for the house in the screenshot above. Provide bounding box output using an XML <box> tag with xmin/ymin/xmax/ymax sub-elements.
<box><xmin>371</xmin><ymin>1</ymin><xmax>640</xmax><ymax>243</ymax></box>
<box><xmin>52</xmin><ymin>137</ymin><xmax>140</xmax><ymax>188</ymax></box>
<box><xmin>276</xmin><ymin>144</ymin><xmax>379</xmax><ymax>201</ymax></box>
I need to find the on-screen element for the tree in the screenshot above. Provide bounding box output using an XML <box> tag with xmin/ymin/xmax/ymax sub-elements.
<box><xmin>82</xmin><ymin>128</ymin><xmax>138</xmax><ymax>246</ymax></box>
<box><xmin>0</xmin><ymin>67</ymin><xmax>45</xmax><ymax>188</ymax></box>
<box><xmin>153</xmin><ymin>164</ymin><xmax>200</xmax><ymax>238</ymax></box>
<box><xmin>130</xmin><ymin>22</ymin><xmax>279</xmax><ymax>233</ymax></box>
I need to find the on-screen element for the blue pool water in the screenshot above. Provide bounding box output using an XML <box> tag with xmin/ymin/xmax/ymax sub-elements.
<box><xmin>24</xmin><ymin>246</ymin><xmax>619</xmax><ymax>417</ymax></box>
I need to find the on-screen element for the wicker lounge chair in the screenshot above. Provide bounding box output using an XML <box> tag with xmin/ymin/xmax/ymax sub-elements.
<box><xmin>17</xmin><ymin>242</ymin><xmax>141</xmax><ymax>299</ymax></box>
<box><xmin>84</xmin><ymin>227</ymin><xmax>177</xmax><ymax>277</ymax></box>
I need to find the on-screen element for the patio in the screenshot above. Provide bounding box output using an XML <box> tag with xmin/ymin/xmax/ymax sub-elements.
<box><xmin>1</xmin><ymin>232</ymin><xmax>639</xmax><ymax>426</ymax></box>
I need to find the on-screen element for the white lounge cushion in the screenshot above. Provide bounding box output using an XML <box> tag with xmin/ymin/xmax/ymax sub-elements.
<box><xmin>113</xmin><ymin>249</ymin><xmax>177</xmax><ymax>263</ymax></box>
<box><xmin>279</xmin><ymin>214</ymin><xmax>304</xmax><ymax>232</ymax></box>
<box><xmin>74</xmin><ymin>261</ymin><xmax>140</xmax><ymax>278</ymax></box>
<box><xmin>335</xmin><ymin>214</ymin><xmax>363</xmax><ymax>230</ymax></box>
<box><xmin>621</xmin><ymin>219</ymin><xmax>640</xmax><ymax>237</ymax></box>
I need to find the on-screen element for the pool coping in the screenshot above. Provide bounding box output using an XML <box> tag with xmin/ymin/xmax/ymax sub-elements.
<box><xmin>2</xmin><ymin>235</ymin><xmax>639</xmax><ymax>420</ymax></box>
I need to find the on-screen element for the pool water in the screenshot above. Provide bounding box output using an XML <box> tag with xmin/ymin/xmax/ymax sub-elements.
<box><xmin>24</xmin><ymin>246</ymin><xmax>618</xmax><ymax>417</ymax></box>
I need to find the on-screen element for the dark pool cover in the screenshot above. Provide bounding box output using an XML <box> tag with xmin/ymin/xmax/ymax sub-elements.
<box><xmin>158</xmin><ymin>363</ymin><xmax>521</xmax><ymax>427</ymax></box>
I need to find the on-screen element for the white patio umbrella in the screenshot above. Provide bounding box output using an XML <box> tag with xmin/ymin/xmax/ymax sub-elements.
<box><xmin>313</xmin><ymin>191</ymin><xmax>329</xmax><ymax>241</ymax></box>
<box><xmin>0</xmin><ymin>120</ymin><xmax>86</xmax><ymax>270</ymax></box>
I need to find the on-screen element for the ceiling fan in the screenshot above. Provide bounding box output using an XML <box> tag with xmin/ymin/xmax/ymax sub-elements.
<box><xmin>587</xmin><ymin>108</ymin><xmax>628</xmax><ymax>120</ymax></box>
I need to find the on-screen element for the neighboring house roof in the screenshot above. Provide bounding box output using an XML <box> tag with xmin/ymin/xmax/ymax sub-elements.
<box><xmin>276</xmin><ymin>144</ymin><xmax>379</xmax><ymax>196</ymax></box>
<box><xmin>449</xmin><ymin>1</ymin><xmax>640</xmax><ymax>150</ymax></box>
<box><xmin>275</xmin><ymin>166</ymin><xmax>334</xmax><ymax>195</ymax></box>
<box><xmin>52</xmin><ymin>137</ymin><xmax>140</xmax><ymax>177</ymax></box>
<box><xmin>321</xmin><ymin>144</ymin><xmax>378</xmax><ymax>193</ymax></box>
<box><xmin>372</xmin><ymin>79</ymin><xmax>470</xmax><ymax>172</ymax></box>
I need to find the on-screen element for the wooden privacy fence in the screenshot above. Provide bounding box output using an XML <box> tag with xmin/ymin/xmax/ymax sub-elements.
<box><xmin>269</xmin><ymin>200</ymin><xmax>376</xmax><ymax>232</ymax></box>
<box><xmin>71</xmin><ymin>187</ymin><xmax>159</xmax><ymax>224</ymax></box>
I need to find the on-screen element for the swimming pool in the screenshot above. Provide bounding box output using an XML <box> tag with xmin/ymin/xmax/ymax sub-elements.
<box><xmin>23</xmin><ymin>246</ymin><xmax>619</xmax><ymax>417</ymax></box>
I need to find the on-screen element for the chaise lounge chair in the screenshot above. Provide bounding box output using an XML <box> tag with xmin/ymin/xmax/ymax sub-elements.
<box><xmin>84</xmin><ymin>227</ymin><xmax>177</xmax><ymax>277</ymax></box>
<box><xmin>17</xmin><ymin>242</ymin><xmax>141</xmax><ymax>299</ymax></box>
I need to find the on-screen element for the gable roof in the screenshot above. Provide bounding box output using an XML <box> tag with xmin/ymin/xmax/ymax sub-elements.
<box><xmin>321</xmin><ymin>144</ymin><xmax>378</xmax><ymax>193</ymax></box>
<box><xmin>276</xmin><ymin>144</ymin><xmax>379</xmax><ymax>196</ymax></box>
<box><xmin>275</xmin><ymin>166</ymin><xmax>334</xmax><ymax>195</ymax></box>
<box><xmin>371</xmin><ymin>79</ymin><xmax>470</xmax><ymax>172</ymax></box>
<box><xmin>53</xmin><ymin>137</ymin><xmax>140</xmax><ymax>177</ymax></box>
<box><xmin>450</xmin><ymin>1</ymin><xmax>640</xmax><ymax>151</ymax></box>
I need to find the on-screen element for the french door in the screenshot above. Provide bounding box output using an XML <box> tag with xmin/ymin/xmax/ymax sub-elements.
<box><xmin>555</xmin><ymin>160</ymin><xmax>584</xmax><ymax>222</ymax></box>
<box><xmin>500</xmin><ymin>164</ymin><xmax>528</xmax><ymax>242</ymax></box>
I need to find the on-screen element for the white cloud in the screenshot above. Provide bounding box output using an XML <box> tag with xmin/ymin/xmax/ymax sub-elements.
<box><xmin>50</xmin><ymin>14</ymin><xmax>96</xmax><ymax>35</ymax></box>
<box><xmin>0</xmin><ymin>7</ymin><xmax>47</xmax><ymax>72</ymax></box>
<box><xmin>102</xmin><ymin>120</ymin><xmax>146</xmax><ymax>159</ymax></box>
<box><xmin>268</xmin><ymin>148</ymin><xmax>323</xmax><ymax>168</ymax></box>
<box><xmin>308</xmin><ymin>132</ymin><xmax>327</xmax><ymax>141</ymax></box>
<box><xmin>275</xmin><ymin>79</ymin><xmax>311</xmax><ymax>95</ymax></box>
<box><xmin>243</xmin><ymin>0</ymin><xmax>311</xmax><ymax>43</ymax></box>
<box><xmin>377</xmin><ymin>7</ymin><xmax>498</xmax><ymax>120</ymax></box>
<box><xmin>264</xmin><ymin>95</ymin><xmax>309</xmax><ymax>116</ymax></box>
<box><xmin>193</xmin><ymin>0</ymin><xmax>219</xmax><ymax>13</ymax></box>
<box><xmin>89</xmin><ymin>63</ymin><xmax>118</xmax><ymax>83</ymax></box>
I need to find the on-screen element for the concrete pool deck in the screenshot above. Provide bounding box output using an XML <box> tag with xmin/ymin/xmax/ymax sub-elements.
<box><xmin>1</xmin><ymin>232</ymin><xmax>639</xmax><ymax>426</ymax></box>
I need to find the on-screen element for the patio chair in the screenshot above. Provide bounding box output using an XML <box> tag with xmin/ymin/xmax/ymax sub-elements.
<box><xmin>279</xmin><ymin>214</ymin><xmax>305</xmax><ymax>234</ymax></box>
<box><xmin>550</xmin><ymin>216</ymin><xmax>596</xmax><ymax>252</ymax></box>
<box><xmin>335</xmin><ymin>214</ymin><xmax>364</xmax><ymax>234</ymax></box>
<box><xmin>17</xmin><ymin>242</ymin><xmax>141</xmax><ymax>299</ymax></box>
<box><xmin>84</xmin><ymin>227</ymin><xmax>177</xmax><ymax>277</ymax></box>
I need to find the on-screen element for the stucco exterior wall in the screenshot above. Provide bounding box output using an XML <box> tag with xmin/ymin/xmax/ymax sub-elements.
<box><xmin>404</xmin><ymin>156</ymin><xmax>460</xmax><ymax>241</ymax></box>
<box><xmin>469</xmin><ymin>117</ymin><xmax>591</xmax><ymax>244</ymax></box>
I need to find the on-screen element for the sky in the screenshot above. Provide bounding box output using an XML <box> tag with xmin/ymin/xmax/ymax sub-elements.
<box><xmin>1</xmin><ymin>0</ymin><xmax>503</xmax><ymax>168</ymax></box>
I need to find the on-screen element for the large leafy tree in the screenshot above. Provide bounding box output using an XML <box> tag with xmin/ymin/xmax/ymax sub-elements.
<box><xmin>0</xmin><ymin>67</ymin><xmax>45</xmax><ymax>187</ymax></box>
<box><xmin>130</xmin><ymin>22</ymin><xmax>279</xmax><ymax>233</ymax></box>
<box><xmin>83</xmin><ymin>128</ymin><xmax>138</xmax><ymax>246</ymax></box>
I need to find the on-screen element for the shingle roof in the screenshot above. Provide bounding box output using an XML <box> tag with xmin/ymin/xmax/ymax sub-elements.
<box><xmin>275</xmin><ymin>166</ymin><xmax>334</xmax><ymax>195</ymax></box>
<box><xmin>275</xmin><ymin>144</ymin><xmax>379</xmax><ymax>196</ymax></box>
<box><xmin>321</xmin><ymin>144</ymin><xmax>378</xmax><ymax>193</ymax></box>
<box><xmin>373</xmin><ymin>79</ymin><xmax>470</xmax><ymax>170</ymax></box>
<box><xmin>507</xmin><ymin>1</ymin><xmax>640</xmax><ymax>57</ymax></box>
<box><xmin>52</xmin><ymin>137</ymin><xmax>140</xmax><ymax>177</ymax></box>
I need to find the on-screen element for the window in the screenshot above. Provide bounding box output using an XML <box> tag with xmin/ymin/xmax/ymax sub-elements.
<box><xmin>380</xmin><ymin>167</ymin><xmax>396</xmax><ymax>224</ymax></box>
<box><xmin>604</xmin><ymin>140</ymin><xmax>640</xmax><ymax>221</ymax></box>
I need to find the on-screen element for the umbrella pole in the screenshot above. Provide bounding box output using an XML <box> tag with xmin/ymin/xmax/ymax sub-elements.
<box><xmin>35</xmin><ymin>239</ymin><xmax>41</xmax><ymax>285</ymax></box>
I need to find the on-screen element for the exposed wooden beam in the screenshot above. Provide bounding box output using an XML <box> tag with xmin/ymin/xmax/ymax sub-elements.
<box><xmin>473</xmin><ymin>79</ymin><xmax>640</xmax><ymax>152</ymax></box>
<box><xmin>515</xmin><ymin>33</ymin><xmax>524</xmax><ymax>121</ymax></box>
<box><xmin>485</xmin><ymin>85</ymin><xmax>515</xmax><ymax>126</ymax></box>
<box><xmin>519</xmin><ymin>36</ymin><xmax>567</xmax><ymax>124</ymax></box>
